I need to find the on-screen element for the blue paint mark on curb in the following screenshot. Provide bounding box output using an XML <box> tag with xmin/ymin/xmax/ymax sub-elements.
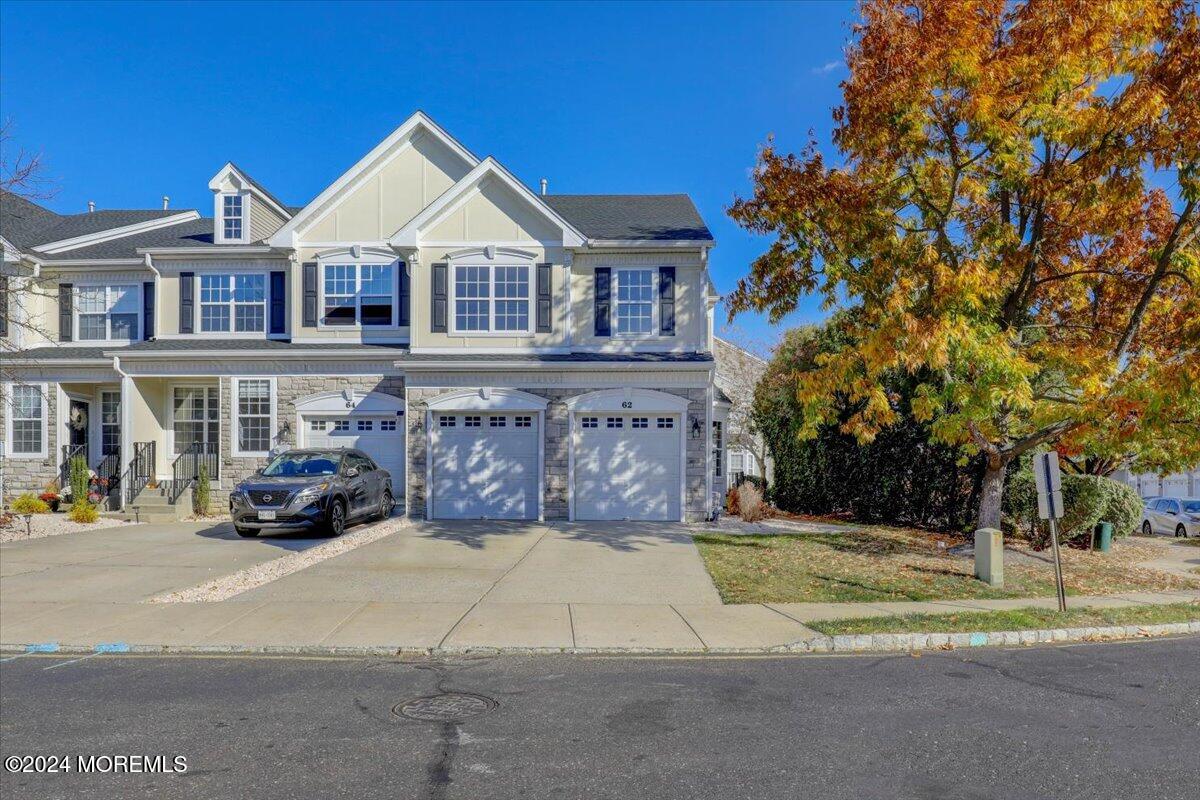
<box><xmin>26</xmin><ymin>643</ymin><xmax>59</xmax><ymax>653</ymax></box>
<box><xmin>94</xmin><ymin>643</ymin><xmax>130</xmax><ymax>654</ymax></box>
<box><xmin>969</xmin><ymin>633</ymin><xmax>988</xmax><ymax>647</ymax></box>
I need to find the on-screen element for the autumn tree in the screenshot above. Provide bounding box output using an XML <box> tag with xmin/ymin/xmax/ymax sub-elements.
<box><xmin>727</xmin><ymin>0</ymin><xmax>1200</xmax><ymax>530</ymax></box>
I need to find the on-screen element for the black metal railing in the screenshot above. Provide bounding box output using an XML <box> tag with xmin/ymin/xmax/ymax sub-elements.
<box><xmin>168</xmin><ymin>442</ymin><xmax>219</xmax><ymax>504</ymax></box>
<box><xmin>59</xmin><ymin>444</ymin><xmax>86</xmax><ymax>492</ymax></box>
<box><xmin>123</xmin><ymin>441</ymin><xmax>156</xmax><ymax>506</ymax></box>
<box><xmin>93</xmin><ymin>452</ymin><xmax>123</xmax><ymax>511</ymax></box>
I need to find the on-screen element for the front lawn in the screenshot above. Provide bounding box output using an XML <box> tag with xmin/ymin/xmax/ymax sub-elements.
<box><xmin>694</xmin><ymin>527</ymin><xmax>1199</xmax><ymax>604</ymax></box>
<box><xmin>809</xmin><ymin>601</ymin><xmax>1200</xmax><ymax>635</ymax></box>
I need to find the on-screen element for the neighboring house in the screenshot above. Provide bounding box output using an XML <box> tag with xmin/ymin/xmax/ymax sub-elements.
<box><xmin>0</xmin><ymin>112</ymin><xmax>724</xmax><ymax>521</ymax></box>
<box><xmin>1112</xmin><ymin>468</ymin><xmax>1200</xmax><ymax>498</ymax></box>
<box><xmin>712</xmin><ymin>336</ymin><xmax>772</xmax><ymax>500</ymax></box>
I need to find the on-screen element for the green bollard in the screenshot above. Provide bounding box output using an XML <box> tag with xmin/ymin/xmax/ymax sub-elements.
<box><xmin>1094</xmin><ymin>522</ymin><xmax>1113</xmax><ymax>552</ymax></box>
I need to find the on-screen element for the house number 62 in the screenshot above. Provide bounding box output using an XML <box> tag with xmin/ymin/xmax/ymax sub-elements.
<box><xmin>621</xmin><ymin>401</ymin><xmax>633</xmax><ymax>409</ymax></box>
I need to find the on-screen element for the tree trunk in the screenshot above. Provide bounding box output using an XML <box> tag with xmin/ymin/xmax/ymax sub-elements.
<box><xmin>977</xmin><ymin>455</ymin><xmax>1009</xmax><ymax>531</ymax></box>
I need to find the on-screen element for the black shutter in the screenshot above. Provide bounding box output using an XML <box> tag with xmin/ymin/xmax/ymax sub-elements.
<box><xmin>302</xmin><ymin>263</ymin><xmax>318</xmax><ymax>328</ymax></box>
<box><xmin>536</xmin><ymin>263</ymin><xmax>552</xmax><ymax>333</ymax></box>
<box><xmin>179</xmin><ymin>272</ymin><xmax>193</xmax><ymax>334</ymax></box>
<box><xmin>397</xmin><ymin>265</ymin><xmax>410</xmax><ymax>327</ymax></box>
<box><xmin>0</xmin><ymin>275</ymin><xmax>8</xmax><ymax>337</ymax></box>
<box><xmin>659</xmin><ymin>266</ymin><xmax>675</xmax><ymax>336</ymax></box>
<box><xmin>58</xmin><ymin>283</ymin><xmax>73</xmax><ymax>342</ymax></box>
<box><xmin>269</xmin><ymin>271</ymin><xmax>286</xmax><ymax>334</ymax></box>
<box><xmin>593</xmin><ymin>268</ymin><xmax>611</xmax><ymax>337</ymax></box>
<box><xmin>142</xmin><ymin>281</ymin><xmax>155</xmax><ymax>340</ymax></box>
<box><xmin>431</xmin><ymin>262</ymin><xmax>447</xmax><ymax>333</ymax></box>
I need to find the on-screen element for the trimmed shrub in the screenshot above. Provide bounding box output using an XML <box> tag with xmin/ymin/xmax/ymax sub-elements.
<box><xmin>69</xmin><ymin>501</ymin><xmax>99</xmax><ymax>524</ymax></box>
<box><xmin>12</xmin><ymin>493</ymin><xmax>50</xmax><ymax>514</ymax></box>
<box><xmin>738</xmin><ymin>483</ymin><xmax>768</xmax><ymax>523</ymax></box>
<box><xmin>193</xmin><ymin>462</ymin><xmax>211</xmax><ymax>516</ymax></box>
<box><xmin>68</xmin><ymin>455</ymin><xmax>89</xmax><ymax>505</ymax></box>
<box><xmin>1003</xmin><ymin>465</ymin><xmax>1111</xmax><ymax>546</ymax></box>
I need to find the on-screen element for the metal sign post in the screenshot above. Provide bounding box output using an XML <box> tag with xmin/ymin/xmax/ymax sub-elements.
<box><xmin>1033</xmin><ymin>451</ymin><xmax>1067</xmax><ymax>612</ymax></box>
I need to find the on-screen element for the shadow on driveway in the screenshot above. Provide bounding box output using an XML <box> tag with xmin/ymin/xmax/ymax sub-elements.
<box><xmin>192</xmin><ymin>520</ymin><xmax>325</xmax><ymax>553</ymax></box>
<box><xmin>418</xmin><ymin>519</ymin><xmax>697</xmax><ymax>552</ymax></box>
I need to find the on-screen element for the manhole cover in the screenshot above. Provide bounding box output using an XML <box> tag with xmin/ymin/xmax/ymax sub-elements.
<box><xmin>393</xmin><ymin>692</ymin><xmax>498</xmax><ymax>722</ymax></box>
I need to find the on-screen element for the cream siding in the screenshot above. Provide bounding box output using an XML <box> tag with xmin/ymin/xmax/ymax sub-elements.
<box><xmin>248</xmin><ymin>197</ymin><xmax>287</xmax><ymax>242</ymax></box>
<box><xmin>153</xmin><ymin>260</ymin><xmax>288</xmax><ymax>338</ymax></box>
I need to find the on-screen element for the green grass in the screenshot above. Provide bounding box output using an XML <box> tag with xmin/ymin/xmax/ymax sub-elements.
<box><xmin>809</xmin><ymin>602</ymin><xmax>1200</xmax><ymax>635</ymax></box>
<box><xmin>694</xmin><ymin>529</ymin><xmax>1198</xmax><ymax>604</ymax></box>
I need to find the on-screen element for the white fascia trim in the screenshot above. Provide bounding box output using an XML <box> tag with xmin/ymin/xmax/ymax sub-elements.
<box><xmin>425</xmin><ymin>387</ymin><xmax>550</xmax><ymax>412</ymax></box>
<box><xmin>3</xmin><ymin>357</ymin><xmax>112</xmax><ymax>367</ymax></box>
<box><xmin>409</xmin><ymin>346</ymin><xmax>571</xmax><ymax>355</ymax></box>
<box><xmin>585</xmin><ymin>239</ymin><xmax>716</xmax><ymax>249</ymax></box>
<box><xmin>396</xmin><ymin>360</ymin><xmax>713</xmax><ymax>372</ymax></box>
<box><xmin>389</xmin><ymin>157</ymin><xmax>587</xmax><ymax>249</ymax></box>
<box><xmin>33</xmin><ymin>212</ymin><xmax>202</xmax><ymax>255</ymax></box>
<box><xmin>208</xmin><ymin>163</ymin><xmax>292</xmax><ymax>220</ymax></box>
<box><xmin>35</xmin><ymin>259</ymin><xmax>147</xmax><ymax>268</ymax></box>
<box><xmin>136</xmin><ymin>246</ymin><xmax>276</xmax><ymax>256</ymax></box>
<box><xmin>268</xmin><ymin>111</ymin><xmax>480</xmax><ymax>248</ymax></box>
<box><xmin>106</xmin><ymin>348</ymin><xmax>409</xmax><ymax>360</ymax></box>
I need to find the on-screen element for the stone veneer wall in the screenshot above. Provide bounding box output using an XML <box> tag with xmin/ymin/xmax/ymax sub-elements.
<box><xmin>214</xmin><ymin>374</ymin><xmax>405</xmax><ymax>507</ymax></box>
<box><xmin>0</xmin><ymin>382</ymin><xmax>60</xmax><ymax>500</ymax></box>
<box><xmin>406</xmin><ymin>385</ymin><xmax>709</xmax><ymax>522</ymax></box>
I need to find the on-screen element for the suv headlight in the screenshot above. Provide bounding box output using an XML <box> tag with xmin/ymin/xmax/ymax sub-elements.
<box><xmin>229</xmin><ymin>489</ymin><xmax>247</xmax><ymax>505</ymax></box>
<box><xmin>291</xmin><ymin>483</ymin><xmax>328</xmax><ymax>506</ymax></box>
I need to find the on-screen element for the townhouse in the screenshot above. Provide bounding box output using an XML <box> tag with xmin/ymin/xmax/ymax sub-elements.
<box><xmin>1</xmin><ymin>112</ymin><xmax>726</xmax><ymax>522</ymax></box>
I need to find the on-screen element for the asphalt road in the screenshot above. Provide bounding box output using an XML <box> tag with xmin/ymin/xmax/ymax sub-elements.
<box><xmin>2</xmin><ymin>638</ymin><xmax>1197</xmax><ymax>800</ymax></box>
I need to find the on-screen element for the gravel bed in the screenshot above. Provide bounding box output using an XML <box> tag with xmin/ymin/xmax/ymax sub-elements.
<box><xmin>147</xmin><ymin>515</ymin><xmax>410</xmax><ymax>603</ymax></box>
<box><xmin>0</xmin><ymin>511</ymin><xmax>131</xmax><ymax>543</ymax></box>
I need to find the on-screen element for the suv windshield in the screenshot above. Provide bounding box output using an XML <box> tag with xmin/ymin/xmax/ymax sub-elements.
<box><xmin>261</xmin><ymin>452</ymin><xmax>341</xmax><ymax>477</ymax></box>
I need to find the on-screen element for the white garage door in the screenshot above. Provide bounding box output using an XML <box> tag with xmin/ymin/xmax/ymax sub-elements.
<box><xmin>430</xmin><ymin>413</ymin><xmax>539</xmax><ymax>519</ymax></box>
<box><xmin>574</xmin><ymin>414</ymin><xmax>680</xmax><ymax>521</ymax></box>
<box><xmin>305</xmin><ymin>415</ymin><xmax>405</xmax><ymax>488</ymax></box>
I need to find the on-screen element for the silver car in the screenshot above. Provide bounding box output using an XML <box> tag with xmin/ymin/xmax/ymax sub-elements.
<box><xmin>1140</xmin><ymin>497</ymin><xmax>1199</xmax><ymax>538</ymax></box>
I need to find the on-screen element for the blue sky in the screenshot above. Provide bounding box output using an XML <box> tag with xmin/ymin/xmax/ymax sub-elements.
<box><xmin>1</xmin><ymin>0</ymin><xmax>855</xmax><ymax>349</ymax></box>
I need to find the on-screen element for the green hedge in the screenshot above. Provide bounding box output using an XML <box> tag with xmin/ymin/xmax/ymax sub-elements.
<box><xmin>1003</xmin><ymin>465</ymin><xmax>1140</xmax><ymax>545</ymax></box>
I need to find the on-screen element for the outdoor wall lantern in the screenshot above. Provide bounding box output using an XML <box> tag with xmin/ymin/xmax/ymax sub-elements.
<box><xmin>690</xmin><ymin>416</ymin><xmax>702</xmax><ymax>439</ymax></box>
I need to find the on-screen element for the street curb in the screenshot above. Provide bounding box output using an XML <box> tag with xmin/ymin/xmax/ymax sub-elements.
<box><xmin>2</xmin><ymin>621</ymin><xmax>1197</xmax><ymax>658</ymax></box>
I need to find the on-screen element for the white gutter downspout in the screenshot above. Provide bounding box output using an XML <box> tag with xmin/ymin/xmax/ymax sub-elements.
<box><xmin>113</xmin><ymin>355</ymin><xmax>133</xmax><ymax>511</ymax></box>
<box><xmin>143</xmin><ymin>254</ymin><xmax>160</xmax><ymax>339</ymax></box>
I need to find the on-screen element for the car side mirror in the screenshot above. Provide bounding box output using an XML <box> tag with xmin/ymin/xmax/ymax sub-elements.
<box><xmin>345</xmin><ymin>467</ymin><xmax>360</xmax><ymax>478</ymax></box>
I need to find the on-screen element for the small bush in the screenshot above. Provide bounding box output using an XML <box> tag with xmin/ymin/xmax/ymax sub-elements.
<box><xmin>68</xmin><ymin>455</ymin><xmax>89</xmax><ymax>504</ymax></box>
<box><xmin>12</xmin><ymin>493</ymin><xmax>50</xmax><ymax>514</ymax></box>
<box><xmin>738</xmin><ymin>483</ymin><xmax>768</xmax><ymax>523</ymax></box>
<box><xmin>69</xmin><ymin>501</ymin><xmax>99</xmax><ymax>523</ymax></box>
<box><xmin>1003</xmin><ymin>465</ymin><xmax>1109</xmax><ymax>546</ymax></box>
<box><xmin>725</xmin><ymin>485</ymin><xmax>741</xmax><ymax>516</ymax></box>
<box><xmin>1095</xmin><ymin>478</ymin><xmax>1143</xmax><ymax>537</ymax></box>
<box><xmin>193</xmin><ymin>462</ymin><xmax>211</xmax><ymax>516</ymax></box>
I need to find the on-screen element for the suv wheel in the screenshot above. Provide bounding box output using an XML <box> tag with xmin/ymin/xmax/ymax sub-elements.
<box><xmin>1177</xmin><ymin>524</ymin><xmax>1188</xmax><ymax>538</ymax></box>
<box><xmin>1142</xmin><ymin>521</ymin><xmax>1153</xmax><ymax>536</ymax></box>
<box><xmin>326</xmin><ymin>499</ymin><xmax>346</xmax><ymax>537</ymax></box>
<box><xmin>378</xmin><ymin>490</ymin><xmax>394</xmax><ymax>520</ymax></box>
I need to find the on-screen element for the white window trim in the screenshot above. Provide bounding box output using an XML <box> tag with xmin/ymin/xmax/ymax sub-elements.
<box><xmin>3</xmin><ymin>382</ymin><xmax>49</xmax><ymax>459</ymax></box>
<box><xmin>611</xmin><ymin>268</ymin><xmax>659</xmax><ymax>339</ymax></box>
<box><xmin>192</xmin><ymin>270</ymin><xmax>273</xmax><ymax>338</ymax></box>
<box><xmin>73</xmin><ymin>282</ymin><xmax>143</xmax><ymax>344</ymax></box>
<box><xmin>165</xmin><ymin>382</ymin><xmax>221</xmax><ymax>467</ymax></box>
<box><xmin>448</xmin><ymin>261</ymin><xmax>532</xmax><ymax>335</ymax></box>
<box><xmin>316</xmin><ymin>253</ymin><xmax>402</xmax><ymax>330</ymax></box>
<box><xmin>216</xmin><ymin>191</ymin><xmax>250</xmax><ymax>244</ymax></box>
<box><xmin>231</xmin><ymin>376</ymin><xmax>277</xmax><ymax>457</ymax></box>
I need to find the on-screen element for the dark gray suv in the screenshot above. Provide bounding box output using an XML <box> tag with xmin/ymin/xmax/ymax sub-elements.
<box><xmin>229</xmin><ymin>449</ymin><xmax>395</xmax><ymax>538</ymax></box>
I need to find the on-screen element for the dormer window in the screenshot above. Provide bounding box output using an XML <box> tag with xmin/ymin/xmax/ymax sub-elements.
<box><xmin>222</xmin><ymin>194</ymin><xmax>245</xmax><ymax>241</ymax></box>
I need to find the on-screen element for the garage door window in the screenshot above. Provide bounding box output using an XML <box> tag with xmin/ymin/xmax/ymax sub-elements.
<box><xmin>632</xmin><ymin>417</ymin><xmax>648</xmax><ymax>429</ymax></box>
<box><xmin>515</xmin><ymin>416</ymin><xmax>532</xmax><ymax>428</ymax></box>
<box><xmin>489</xmin><ymin>416</ymin><xmax>507</xmax><ymax>428</ymax></box>
<box><xmin>656</xmin><ymin>417</ymin><xmax>674</xmax><ymax>429</ymax></box>
<box><xmin>381</xmin><ymin>420</ymin><xmax>397</xmax><ymax>431</ymax></box>
<box><xmin>581</xmin><ymin>416</ymin><xmax>598</xmax><ymax>429</ymax></box>
<box><xmin>465</xmin><ymin>415</ymin><xmax>482</xmax><ymax>427</ymax></box>
<box><xmin>606</xmin><ymin>417</ymin><xmax>623</xmax><ymax>428</ymax></box>
<box><xmin>334</xmin><ymin>420</ymin><xmax>350</xmax><ymax>432</ymax></box>
<box><xmin>311</xmin><ymin>420</ymin><xmax>327</xmax><ymax>432</ymax></box>
<box><xmin>357</xmin><ymin>420</ymin><xmax>373</xmax><ymax>431</ymax></box>
<box><xmin>438</xmin><ymin>415</ymin><xmax>456</xmax><ymax>428</ymax></box>
<box><xmin>234</xmin><ymin>378</ymin><xmax>273</xmax><ymax>456</ymax></box>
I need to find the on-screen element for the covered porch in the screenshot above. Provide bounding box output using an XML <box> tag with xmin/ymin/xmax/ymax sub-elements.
<box><xmin>123</xmin><ymin>377</ymin><xmax>222</xmax><ymax>506</ymax></box>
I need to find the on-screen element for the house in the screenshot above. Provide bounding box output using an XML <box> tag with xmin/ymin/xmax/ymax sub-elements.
<box><xmin>0</xmin><ymin>112</ymin><xmax>725</xmax><ymax>522</ymax></box>
<box><xmin>712</xmin><ymin>336</ymin><xmax>772</xmax><ymax>499</ymax></box>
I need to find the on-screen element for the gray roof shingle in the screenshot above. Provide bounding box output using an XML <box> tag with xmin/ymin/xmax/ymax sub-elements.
<box><xmin>39</xmin><ymin>217</ymin><xmax>268</xmax><ymax>260</ymax></box>
<box><xmin>0</xmin><ymin>191</ymin><xmax>62</xmax><ymax>249</ymax></box>
<box><xmin>543</xmin><ymin>194</ymin><xmax>712</xmax><ymax>242</ymax></box>
<box><xmin>4</xmin><ymin>346</ymin><xmax>113</xmax><ymax>361</ymax></box>
<box><xmin>1</xmin><ymin>190</ymin><xmax>198</xmax><ymax>256</ymax></box>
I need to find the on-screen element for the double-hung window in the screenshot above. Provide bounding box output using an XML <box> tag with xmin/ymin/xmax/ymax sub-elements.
<box><xmin>200</xmin><ymin>274</ymin><xmax>266</xmax><ymax>333</ymax></box>
<box><xmin>713</xmin><ymin>421</ymin><xmax>723</xmax><ymax>478</ymax></box>
<box><xmin>322</xmin><ymin>263</ymin><xmax>396</xmax><ymax>327</ymax></box>
<box><xmin>77</xmin><ymin>284</ymin><xmax>139</xmax><ymax>341</ymax></box>
<box><xmin>234</xmin><ymin>378</ymin><xmax>273</xmax><ymax>455</ymax></box>
<box><xmin>614</xmin><ymin>269</ymin><xmax>654</xmax><ymax>334</ymax></box>
<box><xmin>453</xmin><ymin>264</ymin><xmax>530</xmax><ymax>333</ymax></box>
<box><xmin>7</xmin><ymin>384</ymin><xmax>45</xmax><ymax>456</ymax></box>
<box><xmin>223</xmin><ymin>194</ymin><xmax>244</xmax><ymax>241</ymax></box>
<box><xmin>101</xmin><ymin>390</ymin><xmax>121</xmax><ymax>456</ymax></box>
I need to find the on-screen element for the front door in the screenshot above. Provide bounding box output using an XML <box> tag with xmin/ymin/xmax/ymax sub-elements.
<box><xmin>172</xmin><ymin>386</ymin><xmax>220</xmax><ymax>454</ymax></box>
<box><xmin>68</xmin><ymin>399</ymin><xmax>89</xmax><ymax>462</ymax></box>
